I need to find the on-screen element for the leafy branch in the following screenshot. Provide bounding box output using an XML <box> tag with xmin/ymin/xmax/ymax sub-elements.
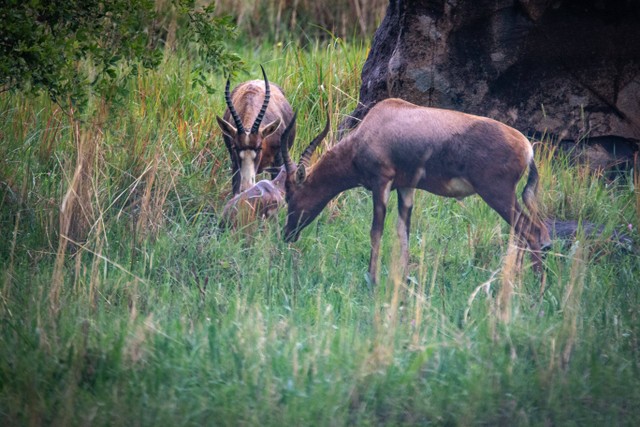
<box><xmin>0</xmin><ymin>0</ymin><xmax>243</xmax><ymax>110</ymax></box>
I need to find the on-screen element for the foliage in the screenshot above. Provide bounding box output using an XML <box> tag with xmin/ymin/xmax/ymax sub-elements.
<box><xmin>176</xmin><ymin>1</ymin><xmax>243</xmax><ymax>92</ymax></box>
<box><xmin>0</xmin><ymin>0</ymin><xmax>242</xmax><ymax>111</ymax></box>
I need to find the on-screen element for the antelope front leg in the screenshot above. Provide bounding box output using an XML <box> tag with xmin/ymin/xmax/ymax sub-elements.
<box><xmin>368</xmin><ymin>182</ymin><xmax>392</xmax><ymax>286</ymax></box>
<box><xmin>396</xmin><ymin>188</ymin><xmax>415</xmax><ymax>279</ymax></box>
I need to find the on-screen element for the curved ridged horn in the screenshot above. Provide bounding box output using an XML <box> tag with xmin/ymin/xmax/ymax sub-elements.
<box><xmin>225</xmin><ymin>78</ymin><xmax>246</xmax><ymax>134</ymax></box>
<box><xmin>299</xmin><ymin>113</ymin><xmax>330</xmax><ymax>168</ymax></box>
<box><xmin>250</xmin><ymin>65</ymin><xmax>270</xmax><ymax>134</ymax></box>
<box><xmin>280</xmin><ymin>112</ymin><xmax>297</xmax><ymax>175</ymax></box>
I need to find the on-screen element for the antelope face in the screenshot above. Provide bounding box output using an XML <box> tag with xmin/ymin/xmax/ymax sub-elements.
<box><xmin>219</xmin><ymin>65</ymin><xmax>280</xmax><ymax>194</ymax></box>
<box><xmin>280</xmin><ymin>112</ymin><xmax>331</xmax><ymax>243</ymax></box>
<box><xmin>283</xmin><ymin>205</ymin><xmax>317</xmax><ymax>242</ymax></box>
<box><xmin>217</xmin><ymin>118</ymin><xmax>281</xmax><ymax>192</ymax></box>
<box><xmin>282</xmin><ymin>167</ymin><xmax>329</xmax><ymax>243</ymax></box>
<box><xmin>283</xmin><ymin>186</ymin><xmax>307</xmax><ymax>242</ymax></box>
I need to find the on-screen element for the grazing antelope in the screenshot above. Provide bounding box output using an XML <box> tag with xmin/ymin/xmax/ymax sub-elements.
<box><xmin>280</xmin><ymin>98</ymin><xmax>551</xmax><ymax>285</ymax></box>
<box><xmin>219</xmin><ymin>113</ymin><xmax>330</xmax><ymax>230</ymax></box>
<box><xmin>217</xmin><ymin>66</ymin><xmax>296</xmax><ymax>195</ymax></box>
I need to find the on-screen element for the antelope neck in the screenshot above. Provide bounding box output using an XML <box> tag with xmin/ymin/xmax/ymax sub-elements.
<box><xmin>303</xmin><ymin>143</ymin><xmax>359</xmax><ymax>201</ymax></box>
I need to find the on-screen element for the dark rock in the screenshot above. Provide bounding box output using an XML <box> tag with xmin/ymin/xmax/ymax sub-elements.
<box><xmin>552</xmin><ymin>135</ymin><xmax>639</xmax><ymax>177</ymax></box>
<box><xmin>341</xmin><ymin>0</ymin><xmax>640</xmax><ymax>144</ymax></box>
<box><xmin>544</xmin><ymin>218</ymin><xmax>635</xmax><ymax>249</ymax></box>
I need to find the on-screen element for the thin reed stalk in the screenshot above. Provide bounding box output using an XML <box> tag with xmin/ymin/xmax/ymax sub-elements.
<box><xmin>560</xmin><ymin>242</ymin><xmax>587</xmax><ymax>370</ymax></box>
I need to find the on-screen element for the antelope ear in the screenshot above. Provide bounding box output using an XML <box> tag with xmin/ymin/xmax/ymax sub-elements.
<box><xmin>216</xmin><ymin>116</ymin><xmax>237</xmax><ymax>139</ymax></box>
<box><xmin>295</xmin><ymin>164</ymin><xmax>306</xmax><ymax>185</ymax></box>
<box><xmin>261</xmin><ymin>118</ymin><xmax>281</xmax><ymax>139</ymax></box>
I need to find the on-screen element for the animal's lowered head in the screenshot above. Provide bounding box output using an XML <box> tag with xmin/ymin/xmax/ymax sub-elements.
<box><xmin>279</xmin><ymin>111</ymin><xmax>331</xmax><ymax>242</ymax></box>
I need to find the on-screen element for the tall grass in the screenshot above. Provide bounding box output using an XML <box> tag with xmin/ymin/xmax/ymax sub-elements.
<box><xmin>211</xmin><ymin>0</ymin><xmax>388</xmax><ymax>41</ymax></box>
<box><xmin>1</xmin><ymin>38</ymin><xmax>639</xmax><ymax>426</ymax></box>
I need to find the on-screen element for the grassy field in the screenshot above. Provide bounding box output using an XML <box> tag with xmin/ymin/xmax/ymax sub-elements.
<box><xmin>1</xmin><ymin>37</ymin><xmax>639</xmax><ymax>426</ymax></box>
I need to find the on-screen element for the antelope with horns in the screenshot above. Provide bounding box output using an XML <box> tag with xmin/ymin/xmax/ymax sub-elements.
<box><xmin>217</xmin><ymin>66</ymin><xmax>296</xmax><ymax>195</ymax></box>
<box><xmin>219</xmin><ymin>113</ymin><xmax>330</xmax><ymax>230</ymax></box>
<box><xmin>280</xmin><ymin>98</ymin><xmax>551</xmax><ymax>285</ymax></box>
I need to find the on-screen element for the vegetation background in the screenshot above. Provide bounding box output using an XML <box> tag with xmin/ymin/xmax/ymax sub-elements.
<box><xmin>1</xmin><ymin>1</ymin><xmax>639</xmax><ymax>425</ymax></box>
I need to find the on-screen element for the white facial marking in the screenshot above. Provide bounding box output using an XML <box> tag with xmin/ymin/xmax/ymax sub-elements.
<box><xmin>239</xmin><ymin>150</ymin><xmax>257</xmax><ymax>192</ymax></box>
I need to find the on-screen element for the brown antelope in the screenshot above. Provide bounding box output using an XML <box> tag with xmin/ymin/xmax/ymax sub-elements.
<box><xmin>219</xmin><ymin>112</ymin><xmax>330</xmax><ymax>230</ymax></box>
<box><xmin>280</xmin><ymin>98</ymin><xmax>551</xmax><ymax>285</ymax></box>
<box><xmin>216</xmin><ymin>66</ymin><xmax>296</xmax><ymax>194</ymax></box>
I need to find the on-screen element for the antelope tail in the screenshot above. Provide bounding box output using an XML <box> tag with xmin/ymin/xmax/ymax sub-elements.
<box><xmin>522</xmin><ymin>158</ymin><xmax>540</xmax><ymax>217</ymax></box>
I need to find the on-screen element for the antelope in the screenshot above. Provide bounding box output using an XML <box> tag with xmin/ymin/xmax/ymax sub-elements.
<box><xmin>280</xmin><ymin>98</ymin><xmax>551</xmax><ymax>285</ymax></box>
<box><xmin>216</xmin><ymin>66</ymin><xmax>296</xmax><ymax>195</ymax></box>
<box><xmin>218</xmin><ymin>111</ymin><xmax>295</xmax><ymax>230</ymax></box>
<box><xmin>219</xmin><ymin>112</ymin><xmax>330</xmax><ymax>230</ymax></box>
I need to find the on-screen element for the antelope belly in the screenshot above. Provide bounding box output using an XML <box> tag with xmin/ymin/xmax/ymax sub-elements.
<box><xmin>444</xmin><ymin>178</ymin><xmax>475</xmax><ymax>199</ymax></box>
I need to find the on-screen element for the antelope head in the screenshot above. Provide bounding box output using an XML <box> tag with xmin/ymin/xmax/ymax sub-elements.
<box><xmin>279</xmin><ymin>112</ymin><xmax>331</xmax><ymax>242</ymax></box>
<box><xmin>217</xmin><ymin>66</ymin><xmax>282</xmax><ymax>193</ymax></box>
<box><xmin>218</xmin><ymin>117</ymin><xmax>299</xmax><ymax>231</ymax></box>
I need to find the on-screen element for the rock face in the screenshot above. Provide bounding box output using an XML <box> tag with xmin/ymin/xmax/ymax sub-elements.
<box><xmin>341</xmin><ymin>0</ymin><xmax>640</xmax><ymax>146</ymax></box>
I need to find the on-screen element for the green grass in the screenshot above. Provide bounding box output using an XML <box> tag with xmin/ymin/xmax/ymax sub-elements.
<box><xmin>1</xmin><ymin>39</ymin><xmax>640</xmax><ymax>426</ymax></box>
